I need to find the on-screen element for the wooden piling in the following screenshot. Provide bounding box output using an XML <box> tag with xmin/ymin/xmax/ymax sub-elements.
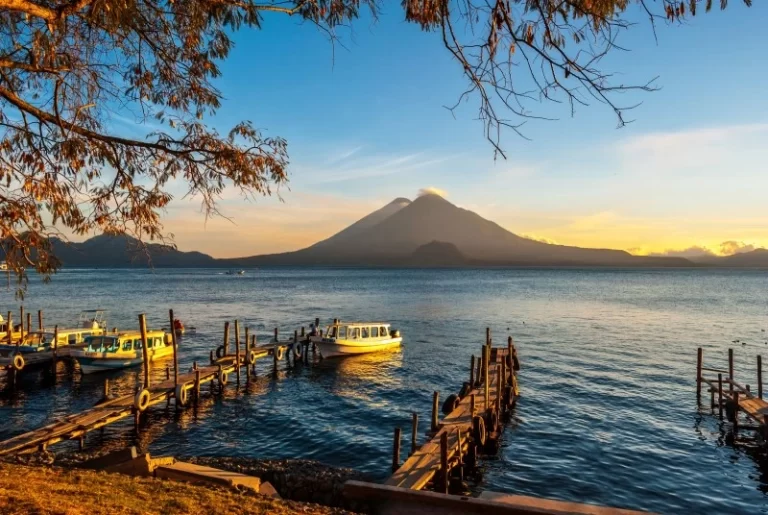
<box><xmin>475</xmin><ymin>356</ymin><xmax>482</xmax><ymax>387</ymax></box>
<box><xmin>411</xmin><ymin>413</ymin><xmax>418</xmax><ymax>455</ymax></box>
<box><xmin>19</xmin><ymin>306</ymin><xmax>23</xmax><ymax>342</ymax></box>
<box><xmin>758</xmin><ymin>355</ymin><xmax>763</xmax><ymax>400</ymax></box>
<box><xmin>439</xmin><ymin>431</ymin><xmax>449</xmax><ymax>494</ymax></box>
<box><xmin>301</xmin><ymin>326</ymin><xmax>305</xmax><ymax>338</ymax></box>
<box><xmin>138</xmin><ymin>314</ymin><xmax>151</xmax><ymax>389</ymax></box>
<box><xmin>733</xmin><ymin>391</ymin><xmax>740</xmax><ymax>429</ymax></box>
<box><xmin>169</xmin><ymin>309</ymin><xmax>179</xmax><ymax>388</ymax></box>
<box><xmin>718</xmin><ymin>373</ymin><xmax>723</xmax><ymax>419</ymax></box>
<box><xmin>470</xmin><ymin>355</ymin><xmax>475</xmax><ymax>387</ymax></box>
<box><xmin>6</xmin><ymin>312</ymin><xmax>11</xmax><ymax>345</ymax></box>
<box><xmin>392</xmin><ymin>428</ymin><xmax>402</xmax><ymax>473</ymax></box>
<box><xmin>484</xmin><ymin>345</ymin><xmax>490</xmax><ymax>411</ymax></box>
<box><xmin>496</xmin><ymin>365</ymin><xmax>502</xmax><ymax>416</ymax></box>
<box><xmin>470</xmin><ymin>393</ymin><xmax>476</xmax><ymax>416</ymax></box>
<box><xmin>103</xmin><ymin>379</ymin><xmax>110</xmax><ymax>400</ymax></box>
<box><xmin>235</xmin><ymin>320</ymin><xmax>241</xmax><ymax>382</ymax></box>
<box><xmin>696</xmin><ymin>347</ymin><xmax>703</xmax><ymax>398</ymax></box>
<box><xmin>431</xmin><ymin>391</ymin><xmax>439</xmax><ymax>432</ymax></box>
<box><xmin>26</xmin><ymin>313</ymin><xmax>31</xmax><ymax>335</ymax></box>
<box><xmin>37</xmin><ymin>310</ymin><xmax>43</xmax><ymax>332</ymax></box>
<box><xmin>166</xmin><ymin>365</ymin><xmax>171</xmax><ymax>380</ymax></box>
<box><xmin>194</xmin><ymin>369</ymin><xmax>201</xmax><ymax>404</ymax></box>
<box><xmin>728</xmin><ymin>348</ymin><xmax>734</xmax><ymax>393</ymax></box>
<box><xmin>223</xmin><ymin>321</ymin><xmax>230</xmax><ymax>356</ymax></box>
<box><xmin>485</xmin><ymin>327</ymin><xmax>490</xmax><ymax>346</ymax></box>
<box><xmin>274</xmin><ymin>327</ymin><xmax>279</xmax><ymax>342</ymax></box>
<box><xmin>53</xmin><ymin>325</ymin><xmax>59</xmax><ymax>360</ymax></box>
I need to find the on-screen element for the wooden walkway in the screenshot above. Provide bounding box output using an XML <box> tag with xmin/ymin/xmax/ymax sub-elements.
<box><xmin>387</xmin><ymin>338</ymin><xmax>519</xmax><ymax>492</ymax></box>
<box><xmin>697</xmin><ymin>347</ymin><xmax>768</xmax><ymax>431</ymax></box>
<box><xmin>0</xmin><ymin>342</ymin><xmax>294</xmax><ymax>456</ymax></box>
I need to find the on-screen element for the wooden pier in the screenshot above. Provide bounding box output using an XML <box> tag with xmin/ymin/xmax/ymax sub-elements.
<box><xmin>0</xmin><ymin>311</ymin><xmax>305</xmax><ymax>456</ymax></box>
<box><xmin>385</xmin><ymin>332</ymin><xmax>519</xmax><ymax>493</ymax></box>
<box><xmin>696</xmin><ymin>347</ymin><xmax>768</xmax><ymax>434</ymax></box>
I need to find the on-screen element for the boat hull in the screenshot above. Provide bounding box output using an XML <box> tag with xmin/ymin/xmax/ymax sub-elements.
<box><xmin>73</xmin><ymin>347</ymin><xmax>173</xmax><ymax>374</ymax></box>
<box><xmin>314</xmin><ymin>338</ymin><xmax>402</xmax><ymax>358</ymax></box>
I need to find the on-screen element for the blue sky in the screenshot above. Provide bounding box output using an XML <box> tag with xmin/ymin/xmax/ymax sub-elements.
<box><xmin>119</xmin><ymin>2</ymin><xmax>768</xmax><ymax>258</ymax></box>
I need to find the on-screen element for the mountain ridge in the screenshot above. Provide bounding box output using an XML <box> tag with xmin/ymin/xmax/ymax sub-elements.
<box><xmin>24</xmin><ymin>195</ymin><xmax>768</xmax><ymax>268</ymax></box>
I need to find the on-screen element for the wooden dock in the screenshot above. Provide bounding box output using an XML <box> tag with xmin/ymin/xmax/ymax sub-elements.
<box><xmin>0</xmin><ymin>312</ymin><xmax>305</xmax><ymax>456</ymax></box>
<box><xmin>696</xmin><ymin>347</ymin><xmax>768</xmax><ymax>434</ymax></box>
<box><xmin>386</xmin><ymin>331</ymin><xmax>519</xmax><ymax>493</ymax></box>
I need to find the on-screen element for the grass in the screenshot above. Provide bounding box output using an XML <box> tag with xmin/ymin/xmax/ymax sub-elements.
<box><xmin>0</xmin><ymin>463</ymin><xmax>353</xmax><ymax>514</ymax></box>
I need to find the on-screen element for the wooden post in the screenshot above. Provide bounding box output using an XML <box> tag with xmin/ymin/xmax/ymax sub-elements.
<box><xmin>733</xmin><ymin>391</ymin><xmax>740</xmax><ymax>429</ymax></box>
<box><xmin>166</xmin><ymin>364</ymin><xmax>171</xmax><ymax>380</ymax></box>
<box><xmin>194</xmin><ymin>369</ymin><xmax>201</xmax><ymax>404</ymax></box>
<box><xmin>484</xmin><ymin>345</ymin><xmax>490</xmax><ymax>411</ymax></box>
<box><xmin>758</xmin><ymin>355</ymin><xmax>763</xmax><ymax>400</ymax></box>
<box><xmin>496</xmin><ymin>365</ymin><xmax>502</xmax><ymax>414</ymax></box>
<box><xmin>38</xmin><ymin>310</ymin><xmax>43</xmax><ymax>332</ymax></box>
<box><xmin>315</xmin><ymin>317</ymin><xmax>320</xmax><ymax>329</ymax></box>
<box><xmin>470</xmin><ymin>393</ymin><xmax>476</xmax><ymax>416</ymax></box>
<box><xmin>486</xmin><ymin>327</ymin><xmax>490</xmax><ymax>346</ymax></box>
<box><xmin>169</xmin><ymin>309</ymin><xmax>179</xmax><ymax>388</ymax></box>
<box><xmin>274</xmin><ymin>327</ymin><xmax>279</xmax><ymax>342</ymax></box>
<box><xmin>439</xmin><ymin>432</ymin><xmax>449</xmax><ymax>494</ymax></box>
<box><xmin>696</xmin><ymin>347</ymin><xmax>702</xmax><ymax>398</ymax></box>
<box><xmin>138</xmin><ymin>314</ymin><xmax>151</xmax><ymax>389</ymax></box>
<box><xmin>53</xmin><ymin>325</ymin><xmax>59</xmax><ymax>360</ymax></box>
<box><xmin>223</xmin><ymin>321</ymin><xmax>230</xmax><ymax>356</ymax></box>
<box><xmin>235</xmin><ymin>319</ymin><xmax>241</xmax><ymax>382</ymax></box>
<box><xmin>470</xmin><ymin>355</ymin><xmax>475</xmax><ymax>387</ymax></box>
<box><xmin>411</xmin><ymin>413</ymin><xmax>418</xmax><ymax>455</ymax></box>
<box><xmin>209</xmin><ymin>349</ymin><xmax>214</xmax><ymax>365</ymax></box>
<box><xmin>431</xmin><ymin>391</ymin><xmax>440</xmax><ymax>432</ymax></box>
<box><xmin>300</xmin><ymin>326</ymin><xmax>305</xmax><ymax>338</ymax></box>
<box><xmin>500</xmin><ymin>356</ymin><xmax>507</xmax><ymax>401</ymax></box>
<box><xmin>26</xmin><ymin>312</ymin><xmax>31</xmax><ymax>335</ymax></box>
<box><xmin>19</xmin><ymin>306</ymin><xmax>23</xmax><ymax>342</ymax></box>
<box><xmin>103</xmin><ymin>378</ymin><xmax>110</xmax><ymax>399</ymax></box>
<box><xmin>6</xmin><ymin>312</ymin><xmax>11</xmax><ymax>345</ymax></box>
<box><xmin>728</xmin><ymin>348</ymin><xmax>734</xmax><ymax>393</ymax></box>
<box><xmin>717</xmin><ymin>373</ymin><xmax>723</xmax><ymax>419</ymax></box>
<box><xmin>392</xmin><ymin>427</ymin><xmax>402</xmax><ymax>473</ymax></box>
<box><xmin>273</xmin><ymin>341</ymin><xmax>278</xmax><ymax>371</ymax></box>
<box><xmin>475</xmin><ymin>356</ymin><xmax>482</xmax><ymax>387</ymax></box>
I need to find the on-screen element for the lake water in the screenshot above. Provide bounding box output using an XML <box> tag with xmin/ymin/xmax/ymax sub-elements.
<box><xmin>1</xmin><ymin>268</ymin><xmax>767</xmax><ymax>513</ymax></box>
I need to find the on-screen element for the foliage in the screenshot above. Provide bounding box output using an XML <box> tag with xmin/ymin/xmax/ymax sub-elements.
<box><xmin>0</xmin><ymin>0</ymin><xmax>750</xmax><ymax>287</ymax></box>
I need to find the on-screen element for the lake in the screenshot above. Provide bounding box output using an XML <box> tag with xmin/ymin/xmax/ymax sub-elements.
<box><xmin>1</xmin><ymin>267</ymin><xmax>767</xmax><ymax>514</ymax></box>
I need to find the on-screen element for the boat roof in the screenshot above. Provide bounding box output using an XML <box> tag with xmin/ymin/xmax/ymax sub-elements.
<box><xmin>329</xmin><ymin>322</ymin><xmax>390</xmax><ymax>326</ymax></box>
<box><xmin>87</xmin><ymin>330</ymin><xmax>165</xmax><ymax>338</ymax></box>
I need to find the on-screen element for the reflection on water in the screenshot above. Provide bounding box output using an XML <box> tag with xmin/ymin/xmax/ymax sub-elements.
<box><xmin>1</xmin><ymin>268</ymin><xmax>768</xmax><ymax>513</ymax></box>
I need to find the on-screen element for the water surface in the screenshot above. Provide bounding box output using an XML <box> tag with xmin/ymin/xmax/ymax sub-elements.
<box><xmin>1</xmin><ymin>268</ymin><xmax>767</xmax><ymax>514</ymax></box>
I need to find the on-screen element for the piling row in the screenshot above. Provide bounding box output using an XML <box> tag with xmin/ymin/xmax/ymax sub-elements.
<box><xmin>0</xmin><ymin>311</ymin><xmax>312</xmax><ymax>456</ymax></box>
<box><xmin>386</xmin><ymin>330</ymin><xmax>521</xmax><ymax>494</ymax></box>
<box><xmin>696</xmin><ymin>347</ymin><xmax>768</xmax><ymax>437</ymax></box>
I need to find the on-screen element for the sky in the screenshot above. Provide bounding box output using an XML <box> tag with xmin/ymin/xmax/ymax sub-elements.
<box><xmin>113</xmin><ymin>2</ymin><xmax>768</xmax><ymax>259</ymax></box>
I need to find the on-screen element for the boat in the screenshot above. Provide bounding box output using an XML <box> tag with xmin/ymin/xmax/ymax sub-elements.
<box><xmin>225</xmin><ymin>270</ymin><xmax>245</xmax><ymax>276</ymax></box>
<box><xmin>310</xmin><ymin>321</ymin><xmax>402</xmax><ymax>358</ymax></box>
<box><xmin>70</xmin><ymin>330</ymin><xmax>173</xmax><ymax>374</ymax></box>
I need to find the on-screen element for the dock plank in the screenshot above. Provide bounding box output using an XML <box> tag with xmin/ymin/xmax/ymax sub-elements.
<box><xmin>387</xmin><ymin>348</ymin><xmax>511</xmax><ymax>491</ymax></box>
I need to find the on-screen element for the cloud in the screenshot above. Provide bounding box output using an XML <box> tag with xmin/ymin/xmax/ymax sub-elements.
<box><xmin>718</xmin><ymin>240</ymin><xmax>762</xmax><ymax>256</ymax></box>
<box><xmin>301</xmin><ymin>152</ymin><xmax>455</xmax><ymax>184</ymax></box>
<box><xmin>325</xmin><ymin>146</ymin><xmax>363</xmax><ymax>165</ymax></box>
<box><xmin>648</xmin><ymin>246</ymin><xmax>715</xmax><ymax>258</ymax></box>
<box><xmin>417</xmin><ymin>186</ymin><xmax>447</xmax><ymax>198</ymax></box>
<box><xmin>522</xmin><ymin>234</ymin><xmax>558</xmax><ymax>245</ymax></box>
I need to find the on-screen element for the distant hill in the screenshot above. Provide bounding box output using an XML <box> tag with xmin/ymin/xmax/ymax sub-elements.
<box><xmin>40</xmin><ymin>195</ymin><xmax>766</xmax><ymax>269</ymax></box>
<box><xmin>49</xmin><ymin>234</ymin><xmax>216</xmax><ymax>267</ymax></box>
<box><xmin>695</xmin><ymin>249</ymin><xmax>768</xmax><ymax>267</ymax></box>
<box><xmin>228</xmin><ymin>194</ymin><xmax>691</xmax><ymax>267</ymax></box>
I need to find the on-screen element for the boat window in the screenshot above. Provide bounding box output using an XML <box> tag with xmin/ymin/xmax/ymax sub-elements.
<box><xmin>154</xmin><ymin>337</ymin><xmax>163</xmax><ymax>348</ymax></box>
<box><xmin>337</xmin><ymin>326</ymin><xmax>347</xmax><ymax>339</ymax></box>
<box><xmin>361</xmin><ymin>327</ymin><xmax>369</xmax><ymax>338</ymax></box>
<box><xmin>371</xmin><ymin>327</ymin><xmax>379</xmax><ymax>338</ymax></box>
<box><xmin>134</xmin><ymin>339</ymin><xmax>143</xmax><ymax>350</ymax></box>
<box><xmin>122</xmin><ymin>339</ymin><xmax>133</xmax><ymax>351</ymax></box>
<box><xmin>380</xmin><ymin>326</ymin><xmax>387</xmax><ymax>337</ymax></box>
<box><xmin>350</xmin><ymin>327</ymin><xmax>360</xmax><ymax>339</ymax></box>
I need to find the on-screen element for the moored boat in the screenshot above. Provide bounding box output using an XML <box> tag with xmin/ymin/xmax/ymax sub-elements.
<box><xmin>310</xmin><ymin>321</ymin><xmax>402</xmax><ymax>358</ymax></box>
<box><xmin>70</xmin><ymin>330</ymin><xmax>173</xmax><ymax>374</ymax></box>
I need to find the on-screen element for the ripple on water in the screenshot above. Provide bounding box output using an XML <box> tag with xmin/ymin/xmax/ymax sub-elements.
<box><xmin>1</xmin><ymin>267</ymin><xmax>768</xmax><ymax>513</ymax></box>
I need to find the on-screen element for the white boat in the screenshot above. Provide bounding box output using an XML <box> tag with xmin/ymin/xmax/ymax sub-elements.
<box><xmin>70</xmin><ymin>330</ymin><xmax>173</xmax><ymax>374</ymax></box>
<box><xmin>310</xmin><ymin>321</ymin><xmax>402</xmax><ymax>358</ymax></box>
